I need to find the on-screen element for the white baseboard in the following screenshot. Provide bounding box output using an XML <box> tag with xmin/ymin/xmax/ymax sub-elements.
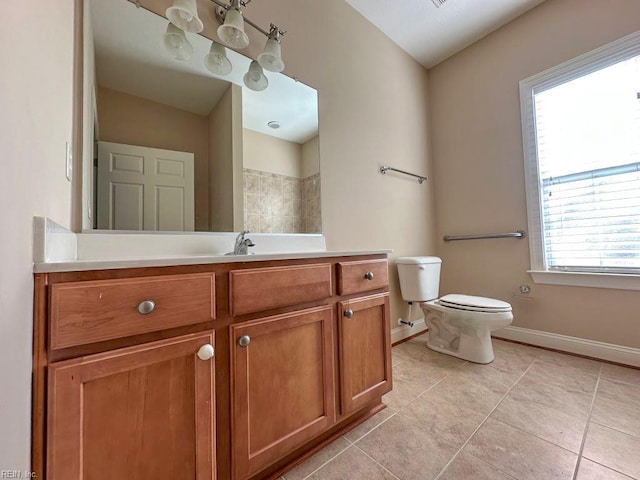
<box><xmin>391</xmin><ymin>318</ymin><xmax>427</xmax><ymax>345</ymax></box>
<box><xmin>494</xmin><ymin>326</ymin><xmax>640</xmax><ymax>367</ymax></box>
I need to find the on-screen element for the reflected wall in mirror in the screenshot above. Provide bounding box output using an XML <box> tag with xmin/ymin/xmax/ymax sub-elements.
<box><xmin>82</xmin><ymin>0</ymin><xmax>321</xmax><ymax>233</ymax></box>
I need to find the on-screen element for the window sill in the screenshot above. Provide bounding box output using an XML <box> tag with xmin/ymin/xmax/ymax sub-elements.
<box><xmin>528</xmin><ymin>270</ymin><xmax>640</xmax><ymax>291</ymax></box>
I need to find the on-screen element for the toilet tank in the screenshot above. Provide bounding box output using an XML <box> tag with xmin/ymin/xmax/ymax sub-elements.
<box><xmin>396</xmin><ymin>256</ymin><xmax>442</xmax><ymax>302</ymax></box>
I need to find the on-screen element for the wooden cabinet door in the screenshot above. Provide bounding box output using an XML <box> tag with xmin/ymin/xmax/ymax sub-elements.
<box><xmin>230</xmin><ymin>306</ymin><xmax>335</xmax><ymax>480</ymax></box>
<box><xmin>338</xmin><ymin>293</ymin><xmax>392</xmax><ymax>415</ymax></box>
<box><xmin>47</xmin><ymin>332</ymin><xmax>216</xmax><ymax>480</ymax></box>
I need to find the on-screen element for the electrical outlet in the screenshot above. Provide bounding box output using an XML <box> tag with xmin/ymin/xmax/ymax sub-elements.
<box><xmin>65</xmin><ymin>141</ymin><xmax>73</xmax><ymax>181</ymax></box>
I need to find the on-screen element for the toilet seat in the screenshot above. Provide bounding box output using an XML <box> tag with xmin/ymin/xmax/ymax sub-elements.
<box><xmin>438</xmin><ymin>294</ymin><xmax>512</xmax><ymax>313</ymax></box>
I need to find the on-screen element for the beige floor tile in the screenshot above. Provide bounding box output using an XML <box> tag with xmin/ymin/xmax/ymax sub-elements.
<box><xmin>595</xmin><ymin>378</ymin><xmax>640</xmax><ymax>408</ymax></box>
<box><xmin>600</xmin><ymin>363</ymin><xmax>640</xmax><ymax>387</ymax></box>
<box><xmin>536</xmin><ymin>350</ymin><xmax>602</xmax><ymax>375</ymax></box>
<box><xmin>492</xmin><ymin>340</ymin><xmax>542</xmax><ymax>369</ymax></box>
<box><xmin>509</xmin><ymin>371</ymin><xmax>595</xmax><ymax>418</ymax></box>
<box><xmin>456</xmin><ymin>361</ymin><xmax>524</xmax><ymax>391</ymax></box>
<box><xmin>426</xmin><ymin>370</ymin><xmax>509</xmax><ymax>415</ymax></box>
<box><xmin>306</xmin><ymin>446</ymin><xmax>398</xmax><ymax>480</ymax></box>
<box><xmin>356</xmin><ymin>414</ymin><xmax>458</xmax><ymax>480</ymax></box>
<box><xmin>393</xmin><ymin>337</ymin><xmax>467</xmax><ymax>369</ymax></box>
<box><xmin>591</xmin><ymin>391</ymin><xmax>640</xmax><ymax>438</ymax></box>
<box><xmin>576</xmin><ymin>458</ymin><xmax>634</xmax><ymax>480</ymax></box>
<box><xmin>525</xmin><ymin>361</ymin><xmax>599</xmax><ymax>395</ymax></box>
<box><xmin>437</xmin><ymin>452</ymin><xmax>516</xmax><ymax>480</ymax></box>
<box><xmin>392</xmin><ymin>351</ymin><xmax>409</xmax><ymax>367</ymax></box>
<box><xmin>464</xmin><ymin>418</ymin><xmax>577</xmax><ymax>480</ymax></box>
<box><xmin>284</xmin><ymin>437</ymin><xmax>351</xmax><ymax>480</ymax></box>
<box><xmin>343</xmin><ymin>408</ymin><xmax>394</xmax><ymax>443</ymax></box>
<box><xmin>491</xmin><ymin>392</ymin><xmax>587</xmax><ymax>452</ymax></box>
<box><xmin>398</xmin><ymin>390</ymin><xmax>486</xmax><ymax>447</ymax></box>
<box><xmin>583</xmin><ymin>423</ymin><xmax>640</xmax><ymax>479</ymax></box>
<box><xmin>382</xmin><ymin>378</ymin><xmax>431</xmax><ymax>412</ymax></box>
<box><xmin>392</xmin><ymin>359</ymin><xmax>454</xmax><ymax>388</ymax></box>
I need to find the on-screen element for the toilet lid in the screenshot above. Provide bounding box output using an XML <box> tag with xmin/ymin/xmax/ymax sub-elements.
<box><xmin>439</xmin><ymin>294</ymin><xmax>512</xmax><ymax>313</ymax></box>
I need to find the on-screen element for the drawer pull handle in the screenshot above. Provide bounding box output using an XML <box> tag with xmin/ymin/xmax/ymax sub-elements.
<box><xmin>364</xmin><ymin>272</ymin><xmax>374</xmax><ymax>280</ymax></box>
<box><xmin>238</xmin><ymin>335</ymin><xmax>251</xmax><ymax>347</ymax></box>
<box><xmin>344</xmin><ymin>309</ymin><xmax>354</xmax><ymax>318</ymax></box>
<box><xmin>197</xmin><ymin>344</ymin><xmax>215</xmax><ymax>361</ymax></box>
<box><xmin>137</xmin><ymin>300</ymin><xmax>156</xmax><ymax>315</ymax></box>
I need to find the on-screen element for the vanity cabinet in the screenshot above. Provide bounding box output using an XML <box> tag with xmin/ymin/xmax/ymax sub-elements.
<box><xmin>47</xmin><ymin>332</ymin><xmax>216</xmax><ymax>480</ymax></box>
<box><xmin>230</xmin><ymin>306</ymin><xmax>335</xmax><ymax>480</ymax></box>
<box><xmin>33</xmin><ymin>254</ymin><xmax>391</xmax><ymax>480</ymax></box>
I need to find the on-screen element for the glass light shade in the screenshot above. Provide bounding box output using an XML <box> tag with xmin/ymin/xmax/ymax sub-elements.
<box><xmin>163</xmin><ymin>23</ymin><xmax>193</xmax><ymax>61</ymax></box>
<box><xmin>257</xmin><ymin>37</ymin><xmax>285</xmax><ymax>73</ymax></box>
<box><xmin>204</xmin><ymin>42</ymin><xmax>232</xmax><ymax>76</ymax></box>
<box><xmin>217</xmin><ymin>8</ymin><xmax>249</xmax><ymax>49</ymax></box>
<box><xmin>243</xmin><ymin>60</ymin><xmax>268</xmax><ymax>92</ymax></box>
<box><xmin>166</xmin><ymin>0</ymin><xmax>203</xmax><ymax>33</ymax></box>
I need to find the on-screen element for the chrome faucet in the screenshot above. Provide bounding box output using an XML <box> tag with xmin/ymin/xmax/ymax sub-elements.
<box><xmin>232</xmin><ymin>230</ymin><xmax>255</xmax><ymax>255</ymax></box>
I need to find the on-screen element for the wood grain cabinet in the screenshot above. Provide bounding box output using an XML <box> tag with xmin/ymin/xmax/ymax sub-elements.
<box><xmin>34</xmin><ymin>254</ymin><xmax>391</xmax><ymax>480</ymax></box>
<box><xmin>47</xmin><ymin>332</ymin><xmax>216</xmax><ymax>480</ymax></box>
<box><xmin>230</xmin><ymin>306</ymin><xmax>335</xmax><ymax>480</ymax></box>
<box><xmin>338</xmin><ymin>293</ymin><xmax>392</xmax><ymax>415</ymax></box>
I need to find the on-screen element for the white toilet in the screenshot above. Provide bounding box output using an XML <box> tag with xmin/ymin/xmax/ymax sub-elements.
<box><xmin>396</xmin><ymin>256</ymin><xmax>513</xmax><ymax>364</ymax></box>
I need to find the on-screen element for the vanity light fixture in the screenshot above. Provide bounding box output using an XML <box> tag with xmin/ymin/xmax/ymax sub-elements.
<box><xmin>257</xmin><ymin>25</ymin><xmax>285</xmax><ymax>73</ymax></box>
<box><xmin>166</xmin><ymin>0</ymin><xmax>204</xmax><ymax>33</ymax></box>
<box><xmin>163</xmin><ymin>23</ymin><xmax>194</xmax><ymax>61</ymax></box>
<box><xmin>204</xmin><ymin>41</ymin><xmax>233</xmax><ymax>75</ymax></box>
<box><xmin>243</xmin><ymin>60</ymin><xmax>268</xmax><ymax>91</ymax></box>
<box><xmin>164</xmin><ymin>0</ymin><xmax>286</xmax><ymax>90</ymax></box>
<box><xmin>216</xmin><ymin>0</ymin><xmax>250</xmax><ymax>49</ymax></box>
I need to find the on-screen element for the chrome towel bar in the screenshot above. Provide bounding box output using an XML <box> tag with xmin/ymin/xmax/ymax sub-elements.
<box><xmin>443</xmin><ymin>230</ymin><xmax>527</xmax><ymax>242</ymax></box>
<box><xmin>379</xmin><ymin>166</ymin><xmax>427</xmax><ymax>184</ymax></box>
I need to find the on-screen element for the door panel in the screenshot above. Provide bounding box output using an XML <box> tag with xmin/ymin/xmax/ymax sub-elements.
<box><xmin>47</xmin><ymin>332</ymin><xmax>215</xmax><ymax>480</ymax></box>
<box><xmin>230</xmin><ymin>306</ymin><xmax>335</xmax><ymax>479</ymax></box>
<box><xmin>338</xmin><ymin>293</ymin><xmax>392</xmax><ymax>415</ymax></box>
<box><xmin>97</xmin><ymin>141</ymin><xmax>194</xmax><ymax>231</ymax></box>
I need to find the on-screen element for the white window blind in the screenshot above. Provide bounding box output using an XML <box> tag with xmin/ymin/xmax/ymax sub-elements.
<box><xmin>532</xmin><ymin>55</ymin><xmax>640</xmax><ymax>273</ymax></box>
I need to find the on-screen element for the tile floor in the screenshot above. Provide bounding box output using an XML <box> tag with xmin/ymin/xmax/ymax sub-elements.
<box><xmin>281</xmin><ymin>334</ymin><xmax>640</xmax><ymax>480</ymax></box>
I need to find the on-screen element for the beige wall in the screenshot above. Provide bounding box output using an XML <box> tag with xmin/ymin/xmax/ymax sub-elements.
<box><xmin>97</xmin><ymin>86</ymin><xmax>211</xmax><ymax>230</ymax></box>
<box><xmin>209</xmin><ymin>85</ymin><xmax>235</xmax><ymax>231</ymax></box>
<box><xmin>243</xmin><ymin>128</ymin><xmax>302</xmax><ymax>178</ymax></box>
<box><xmin>429</xmin><ymin>0</ymin><xmax>640</xmax><ymax>348</ymax></box>
<box><xmin>301</xmin><ymin>136</ymin><xmax>320</xmax><ymax>179</ymax></box>
<box><xmin>0</xmin><ymin>0</ymin><xmax>75</xmax><ymax>469</ymax></box>
<box><xmin>241</xmin><ymin>0</ymin><xmax>435</xmax><ymax>323</ymax></box>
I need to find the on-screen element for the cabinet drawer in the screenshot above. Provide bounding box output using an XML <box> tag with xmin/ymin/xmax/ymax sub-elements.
<box><xmin>50</xmin><ymin>273</ymin><xmax>215</xmax><ymax>349</ymax></box>
<box><xmin>229</xmin><ymin>264</ymin><xmax>332</xmax><ymax>316</ymax></box>
<box><xmin>337</xmin><ymin>259</ymin><xmax>389</xmax><ymax>295</ymax></box>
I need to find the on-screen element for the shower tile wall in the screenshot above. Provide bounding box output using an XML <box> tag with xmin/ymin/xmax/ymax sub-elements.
<box><xmin>244</xmin><ymin>168</ymin><xmax>321</xmax><ymax>234</ymax></box>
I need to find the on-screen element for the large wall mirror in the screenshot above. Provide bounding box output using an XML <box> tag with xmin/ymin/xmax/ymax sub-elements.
<box><xmin>81</xmin><ymin>0</ymin><xmax>321</xmax><ymax>234</ymax></box>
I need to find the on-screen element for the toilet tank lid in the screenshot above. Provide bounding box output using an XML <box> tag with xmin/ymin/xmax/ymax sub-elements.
<box><xmin>396</xmin><ymin>256</ymin><xmax>442</xmax><ymax>265</ymax></box>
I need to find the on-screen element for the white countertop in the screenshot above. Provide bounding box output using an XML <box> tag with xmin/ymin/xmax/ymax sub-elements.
<box><xmin>34</xmin><ymin>249</ymin><xmax>392</xmax><ymax>273</ymax></box>
<box><xmin>33</xmin><ymin>217</ymin><xmax>391</xmax><ymax>273</ymax></box>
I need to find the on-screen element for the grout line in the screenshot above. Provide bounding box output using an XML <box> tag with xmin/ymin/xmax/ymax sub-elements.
<box><xmin>353</xmin><ymin>444</ymin><xmax>402</xmax><ymax>480</ymax></box>
<box><xmin>297</xmin><ymin>438</ymin><xmax>354</xmax><ymax>480</ymax></box>
<box><xmin>571</xmin><ymin>362</ymin><xmax>603</xmax><ymax>480</ymax></box>
<box><xmin>433</xmin><ymin>357</ymin><xmax>537</xmax><ymax>480</ymax></box>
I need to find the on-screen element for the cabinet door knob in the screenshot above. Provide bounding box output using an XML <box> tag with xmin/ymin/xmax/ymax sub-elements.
<box><xmin>364</xmin><ymin>272</ymin><xmax>374</xmax><ymax>280</ymax></box>
<box><xmin>344</xmin><ymin>309</ymin><xmax>354</xmax><ymax>318</ymax></box>
<box><xmin>137</xmin><ymin>300</ymin><xmax>156</xmax><ymax>315</ymax></box>
<box><xmin>238</xmin><ymin>335</ymin><xmax>251</xmax><ymax>347</ymax></box>
<box><xmin>197</xmin><ymin>344</ymin><xmax>215</xmax><ymax>360</ymax></box>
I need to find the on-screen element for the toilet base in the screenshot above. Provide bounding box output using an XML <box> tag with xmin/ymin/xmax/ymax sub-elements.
<box><xmin>426</xmin><ymin>336</ymin><xmax>495</xmax><ymax>364</ymax></box>
<box><xmin>421</xmin><ymin>303</ymin><xmax>512</xmax><ymax>364</ymax></box>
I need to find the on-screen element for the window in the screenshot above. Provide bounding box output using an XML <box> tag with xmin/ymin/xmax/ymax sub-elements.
<box><xmin>520</xmin><ymin>31</ymin><xmax>640</xmax><ymax>288</ymax></box>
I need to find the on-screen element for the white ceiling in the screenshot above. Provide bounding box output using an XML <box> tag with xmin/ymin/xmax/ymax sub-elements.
<box><xmin>344</xmin><ymin>0</ymin><xmax>547</xmax><ymax>68</ymax></box>
<box><xmin>90</xmin><ymin>0</ymin><xmax>318</xmax><ymax>144</ymax></box>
